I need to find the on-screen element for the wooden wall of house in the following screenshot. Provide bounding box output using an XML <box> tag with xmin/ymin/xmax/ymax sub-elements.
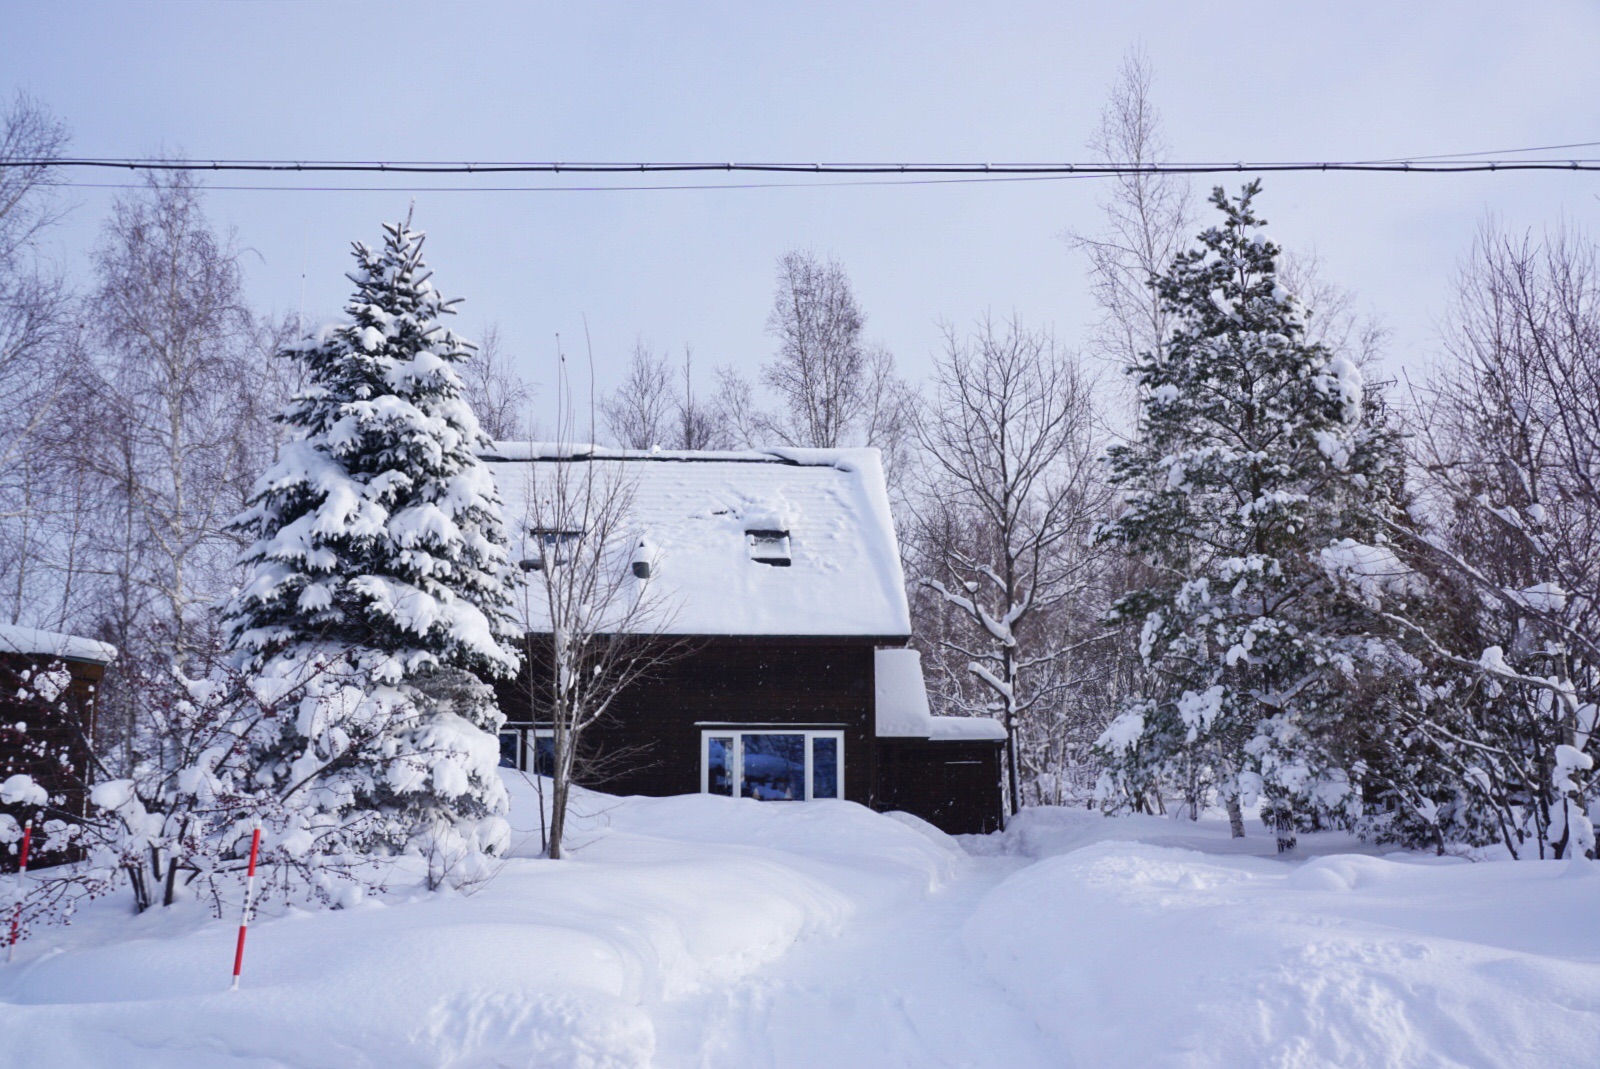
<box><xmin>494</xmin><ymin>636</ymin><xmax>883</xmax><ymax>807</ymax></box>
<box><xmin>0</xmin><ymin>653</ymin><xmax>103</xmax><ymax>872</ymax></box>
<box><xmin>876</xmin><ymin>738</ymin><xmax>1005</xmax><ymax>835</ymax></box>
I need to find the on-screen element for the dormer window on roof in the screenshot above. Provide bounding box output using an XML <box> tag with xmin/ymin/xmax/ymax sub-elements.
<box><xmin>745</xmin><ymin>529</ymin><xmax>791</xmax><ymax>567</ymax></box>
<box><xmin>521</xmin><ymin>528</ymin><xmax>583</xmax><ymax>571</ymax></box>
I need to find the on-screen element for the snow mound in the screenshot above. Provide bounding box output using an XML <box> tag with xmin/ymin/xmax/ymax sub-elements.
<box><xmin>965</xmin><ymin>834</ymin><xmax>1600</xmax><ymax>1068</ymax></box>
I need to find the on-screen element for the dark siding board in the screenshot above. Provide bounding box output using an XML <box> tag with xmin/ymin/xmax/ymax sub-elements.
<box><xmin>495</xmin><ymin>637</ymin><xmax>881</xmax><ymax>806</ymax></box>
<box><xmin>876</xmin><ymin>739</ymin><xmax>1005</xmax><ymax>835</ymax></box>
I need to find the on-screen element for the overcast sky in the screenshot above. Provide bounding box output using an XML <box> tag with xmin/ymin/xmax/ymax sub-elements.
<box><xmin>7</xmin><ymin>1</ymin><xmax>1600</xmax><ymax>428</ymax></box>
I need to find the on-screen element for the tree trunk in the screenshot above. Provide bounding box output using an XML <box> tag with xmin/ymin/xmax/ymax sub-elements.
<box><xmin>1004</xmin><ymin>717</ymin><xmax>1022</xmax><ymax>818</ymax></box>
<box><xmin>1227</xmin><ymin>796</ymin><xmax>1245</xmax><ymax>839</ymax></box>
<box><xmin>1273</xmin><ymin>808</ymin><xmax>1296</xmax><ymax>854</ymax></box>
<box><xmin>1003</xmin><ymin>646</ymin><xmax>1021</xmax><ymax>817</ymax></box>
<box><xmin>548</xmin><ymin>775</ymin><xmax>566</xmax><ymax>860</ymax></box>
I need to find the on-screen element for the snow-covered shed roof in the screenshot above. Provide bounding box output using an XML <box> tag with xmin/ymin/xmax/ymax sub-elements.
<box><xmin>0</xmin><ymin>624</ymin><xmax>119</xmax><ymax>665</ymax></box>
<box><xmin>875</xmin><ymin>648</ymin><xmax>1006</xmax><ymax>741</ymax></box>
<box><xmin>483</xmin><ymin>444</ymin><xmax>912</xmax><ymax>638</ymax></box>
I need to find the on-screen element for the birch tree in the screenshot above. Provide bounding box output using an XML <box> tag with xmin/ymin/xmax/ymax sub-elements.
<box><xmin>0</xmin><ymin>94</ymin><xmax>72</xmax><ymax>621</ymax></box>
<box><xmin>1067</xmin><ymin>49</ymin><xmax>1194</xmax><ymax>415</ymax></box>
<box><xmin>85</xmin><ymin>170</ymin><xmax>265</xmax><ymax>658</ymax></box>
<box><xmin>717</xmin><ymin>252</ymin><xmax>910</xmax><ymax>468</ymax></box>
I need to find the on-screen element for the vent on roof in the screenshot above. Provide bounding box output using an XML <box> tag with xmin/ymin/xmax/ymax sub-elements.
<box><xmin>631</xmin><ymin>537</ymin><xmax>657</xmax><ymax>579</ymax></box>
<box><xmin>746</xmin><ymin>529</ymin><xmax>791</xmax><ymax>567</ymax></box>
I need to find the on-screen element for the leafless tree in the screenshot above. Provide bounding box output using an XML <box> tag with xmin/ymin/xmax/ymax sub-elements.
<box><xmin>603</xmin><ymin>341</ymin><xmax>732</xmax><ymax>451</ymax></box>
<box><xmin>738</xmin><ymin>250</ymin><xmax>911</xmax><ymax>455</ymax></box>
<box><xmin>509</xmin><ymin>455</ymin><xmax>682</xmax><ymax>858</ymax></box>
<box><xmin>1279</xmin><ymin>248</ymin><xmax>1389</xmax><ymax>368</ymax></box>
<box><xmin>712</xmin><ymin>363</ymin><xmax>763</xmax><ymax>447</ymax></box>
<box><xmin>460</xmin><ymin>323</ymin><xmax>536</xmax><ymax>441</ymax></box>
<box><xmin>78</xmin><ymin>170</ymin><xmax>266</xmax><ymax>659</ymax></box>
<box><xmin>1066</xmin><ymin>49</ymin><xmax>1194</xmax><ymax>421</ymax></box>
<box><xmin>600</xmin><ymin>340</ymin><xmax>674</xmax><ymax>449</ymax></box>
<box><xmin>673</xmin><ymin>347</ymin><xmax>728</xmax><ymax>451</ymax></box>
<box><xmin>1385</xmin><ymin>221</ymin><xmax>1600</xmax><ymax>858</ymax></box>
<box><xmin>0</xmin><ymin>94</ymin><xmax>72</xmax><ymax>614</ymax></box>
<box><xmin>911</xmin><ymin>316</ymin><xmax>1111</xmax><ymax>815</ymax></box>
<box><xmin>764</xmin><ymin>250</ymin><xmax>867</xmax><ymax>448</ymax></box>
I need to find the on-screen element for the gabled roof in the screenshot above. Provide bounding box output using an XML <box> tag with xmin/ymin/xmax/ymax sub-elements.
<box><xmin>483</xmin><ymin>444</ymin><xmax>911</xmax><ymax>638</ymax></box>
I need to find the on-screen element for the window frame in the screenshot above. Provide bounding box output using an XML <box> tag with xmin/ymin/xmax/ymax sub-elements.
<box><xmin>499</xmin><ymin>723</ymin><xmax>556</xmax><ymax>774</ymax></box>
<box><xmin>699</xmin><ymin>728</ymin><xmax>845</xmax><ymax>801</ymax></box>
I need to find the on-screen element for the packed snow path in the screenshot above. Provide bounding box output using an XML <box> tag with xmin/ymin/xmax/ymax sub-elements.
<box><xmin>4</xmin><ymin>781</ymin><xmax>1600</xmax><ymax>1067</ymax></box>
<box><xmin>654</xmin><ymin>845</ymin><xmax>1057</xmax><ymax>1068</ymax></box>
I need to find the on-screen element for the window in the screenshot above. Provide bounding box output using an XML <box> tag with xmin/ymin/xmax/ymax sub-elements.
<box><xmin>700</xmin><ymin>730</ymin><xmax>843</xmax><ymax>801</ymax></box>
<box><xmin>745</xmin><ymin>529</ymin><xmax>791</xmax><ymax>566</ymax></box>
<box><xmin>521</xmin><ymin>529</ymin><xmax>583</xmax><ymax>571</ymax></box>
<box><xmin>498</xmin><ymin>725</ymin><xmax>555</xmax><ymax>776</ymax></box>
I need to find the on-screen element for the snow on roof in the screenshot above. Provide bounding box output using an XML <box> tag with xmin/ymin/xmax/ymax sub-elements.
<box><xmin>876</xmin><ymin>648</ymin><xmax>933</xmax><ymax>736</ymax></box>
<box><xmin>875</xmin><ymin>648</ymin><xmax>1005</xmax><ymax>741</ymax></box>
<box><xmin>484</xmin><ymin>444</ymin><xmax>911</xmax><ymax>638</ymax></box>
<box><xmin>929</xmin><ymin>716</ymin><xmax>1007</xmax><ymax>742</ymax></box>
<box><xmin>0</xmin><ymin>624</ymin><xmax>119</xmax><ymax>665</ymax></box>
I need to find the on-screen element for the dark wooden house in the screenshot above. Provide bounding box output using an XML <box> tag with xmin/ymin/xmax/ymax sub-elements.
<box><xmin>485</xmin><ymin>445</ymin><xmax>1006</xmax><ymax>835</ymax></box>
<box><xmin>0</xmin><ymin>625</ymin><xmax>117</xmax><ymax>871</ymax></box>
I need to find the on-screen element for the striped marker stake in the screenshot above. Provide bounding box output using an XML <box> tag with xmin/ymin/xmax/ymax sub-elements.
<box><xmin>7</xmin><ymin>820</ymin><xmax>33</xmax><ymax>963</ymax></box>
<box><xmin>229</xmin><ymin>818</ymin><xmax>262</xmax><ymax>991</ymax></box>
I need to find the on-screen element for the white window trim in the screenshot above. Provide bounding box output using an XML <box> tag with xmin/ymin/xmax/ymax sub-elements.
<box><xmin>499</xmin><ymin>724</ymin><xmax>555</xmax><ymax>772</ymax></box>
<box><xmin>700</xmin><ymin>728</ymin><xmax>844</xmax><ymax>801</ymax></box>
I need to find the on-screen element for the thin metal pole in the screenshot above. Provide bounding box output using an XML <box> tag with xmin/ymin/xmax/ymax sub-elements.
<box><xmin>6</xmin><ymin>820</ymin><xmax>33</xmax><ymax>962</ymax></box>
<box><xmin>229</xmin><ymin>819</ymin><xmax>262</xmax><ymax>991</ymax></box>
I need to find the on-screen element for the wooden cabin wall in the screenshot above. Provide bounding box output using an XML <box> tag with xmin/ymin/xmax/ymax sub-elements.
<box><xmin>494</xmin><ymin>637</ymin><xmax>883</xmax><ymax>806</ymax></box>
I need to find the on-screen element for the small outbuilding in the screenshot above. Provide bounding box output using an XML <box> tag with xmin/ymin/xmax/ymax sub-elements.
<box><xmin>0</xmin><ymin>625</ymin><xmax>118</xmax><ymax>871</ymax></box>
<box><xmin>485</xmin><ymin>444</ymin><xmax>1006</xmax><ymax>836</ymax></box>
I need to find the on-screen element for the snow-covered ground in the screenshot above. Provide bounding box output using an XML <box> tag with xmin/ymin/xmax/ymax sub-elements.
<box><xmin>3</xmin><ymin>778</ymin><xmax>1598</xmax><ymax>1068</ymax></box>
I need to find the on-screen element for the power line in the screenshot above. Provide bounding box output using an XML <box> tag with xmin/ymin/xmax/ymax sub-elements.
<box><xmin>50</xmin><ymin>172</ymin><xmax>1114</xmax><ymax>194</ymax></box>
<box><xmin>9</xmin><ymin>156</ymin><xmax>1600</xmax><ymax>178</ymax></box>
<box><xmin>1359</xmin><ymin>139</ymin><xmax>1600</xmax><ymax>164</ymax></box>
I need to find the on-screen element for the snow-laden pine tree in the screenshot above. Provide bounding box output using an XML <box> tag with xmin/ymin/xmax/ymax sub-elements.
<box><xmin>226</xmin><ymin>218</ymin><xmax>520</xmax><ymax>877</ymax></box>
<box><xmin>1094</xmin><ymin>182</ymin><xmax>1404</xmax><ymax>849</ymax></box>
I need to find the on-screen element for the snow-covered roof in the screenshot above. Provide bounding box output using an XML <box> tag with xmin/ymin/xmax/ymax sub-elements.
<box><xmin>0</xmin><ymin>624</ymin><xmax>119</xmax><ymax>665</ymax></box>
<box><xmin>484</xmin><ymin>444</ymin><xmax>911</xmax><ymax>637</ymax></box>
<box><xmin>876</xmin><ymin>648</ymin><xmax>934</xmax><ymax>735</ymax></box>
<box><xmin>875</xmin><ymin>648</ymin><xmax>1005</xmax><ymax>741</ymax></box>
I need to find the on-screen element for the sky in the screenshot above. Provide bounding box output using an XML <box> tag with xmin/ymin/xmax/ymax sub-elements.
<box><xmin>6</xmin><ymin>1</ymin><xmax>1600</xmax><ymax>429</ymax></box>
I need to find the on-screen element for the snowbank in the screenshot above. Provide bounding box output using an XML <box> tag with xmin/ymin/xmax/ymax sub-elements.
<box><xmin>9</xmin><ymin>790</ymin><xmax>1600</xmax><ymax>1068</ymax></box>
<box><xmin>0</xmin><ymin>777</ymin><xmax>959</xmax><ymax>1069</ymax></box>
<box><xmin>964</xmin><ymin>806</ymin><xmax>1600</xmax><ymax>1069</ymax></box>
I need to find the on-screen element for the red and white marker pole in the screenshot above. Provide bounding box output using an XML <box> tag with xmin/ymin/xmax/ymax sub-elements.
<box><xmin>229</xmin><ymin>818</ymin><xmax>262</xmax><ymax>991</ymax></box>
<box><xmin>7</xmin><ymin>819</ymin><xmax>33</xmax><ymax>963</ymax></box>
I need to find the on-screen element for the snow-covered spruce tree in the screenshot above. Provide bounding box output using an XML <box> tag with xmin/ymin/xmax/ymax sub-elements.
<box><xmin>225</xmin><ymin>218</ymin><xmax>520</xmax><ymax>883</ymax></box>
<box><xmin>1093</xmin><ymin>182</ymin><xmax>1404</xmax><ymax>849</ymax></box>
